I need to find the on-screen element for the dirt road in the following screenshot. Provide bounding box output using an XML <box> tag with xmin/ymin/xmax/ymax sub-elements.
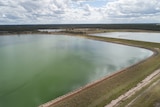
<box><xmin>105</xmin><ymin>68</ymin><xmax>160</xmax><ymax>107</ymax></box>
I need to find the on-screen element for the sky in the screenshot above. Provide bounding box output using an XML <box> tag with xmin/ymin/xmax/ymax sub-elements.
<box><xmin>0</xmin><ymin>0</ymin><xmax>160</xmax><ymax>25</ymax></box>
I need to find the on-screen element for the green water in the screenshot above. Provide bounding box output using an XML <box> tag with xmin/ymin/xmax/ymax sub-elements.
<box><xmin>0</xmin><ymin>34</ymin><xmax>152</xmax><ymax>107</ymax></box>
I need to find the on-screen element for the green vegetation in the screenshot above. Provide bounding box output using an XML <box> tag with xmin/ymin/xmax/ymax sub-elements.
<box><xmin>127</xmin><ymin>80</ymin><xmax>160</xmax><ymax>107</ymax></box>
<box><xmin>118</xmin><ymin>71</ymin><xmax>160</xmax><ymax>107</ymax></box>
<box><xmin>0</xmin><ymin>24</ymin><xmax>160</xmax><ymax>33</ymax></box>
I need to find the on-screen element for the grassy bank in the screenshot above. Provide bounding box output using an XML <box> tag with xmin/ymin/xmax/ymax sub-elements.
<box><xmin>40</xmin><ymin>30</ymin><xmax>160</xmax><ymax>107</ymax></box>
<box><xmin>117</xmin><ymin>69</ymin><xmax>160</xmax><ymax>107</ymax></box>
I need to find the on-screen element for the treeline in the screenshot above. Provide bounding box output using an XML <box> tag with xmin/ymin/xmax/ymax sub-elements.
<box><xmin>0</xmin><ymin>24</ymin><xmax>159</xmax><ymax>32</ymax></box>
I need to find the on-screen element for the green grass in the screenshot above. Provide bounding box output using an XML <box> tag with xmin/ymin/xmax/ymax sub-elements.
<box><xmin>134</xmin><ymin>81</ymin><xmax>160</xmax><ymax>107</ymax></box>
<box><xmin>40</xmin><ymin>30</ymin><xmax>160</xmax><ymax>107</ymax></box>
<box><xmin>118</xmin><ymin>71</ymin><xmax>160</xmax><ymax>107</ymax></box>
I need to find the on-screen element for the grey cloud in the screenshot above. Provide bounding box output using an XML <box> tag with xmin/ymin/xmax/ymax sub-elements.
<box><xmin>0</xmin><ymin>1</ymin><xmax>6</xmax><ymax>6</ymax></box>
<box><xmin>4</xmin><ymin>14</ymin><xmax>21</xmax><ymax>20</ymax></box>
<box><xmin>20</xmin><ymin>1</ymin><xmax>40</xmax><ymax>12</ymax></box>
<box><xmin>105</xmin><ymin>0</ymin><xmax>160</xmax><ymax>18</ymax></box>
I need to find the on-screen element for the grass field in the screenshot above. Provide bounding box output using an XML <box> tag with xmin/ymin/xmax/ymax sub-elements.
<box><xmin>118</xmin><ymin>70</ymin><xmax>160</xmax><ymax>107</ymax></box>
<box><xmin>40</xmin><ymin>29</ymin><xmax>160</xmax><ymax>107</ymax></box>
<box><xmin>127</xmin><ymin>79</ymin><xmax>160</xmax><ymax>107</ymax></box>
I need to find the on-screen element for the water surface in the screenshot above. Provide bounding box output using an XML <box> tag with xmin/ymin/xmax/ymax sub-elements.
<box><xmin>92</xmin><ymin>32</ymin><xmax>160</xmax><ymax>43</ymax></box>
<box><xmin>0</xmin><ymin>34</ymin><xmax>152</xmax><ymax>107</ymax></box>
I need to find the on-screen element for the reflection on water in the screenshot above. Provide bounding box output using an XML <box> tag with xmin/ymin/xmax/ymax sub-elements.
<box><xmin>0</xmin><ymin>34</ymin><xmax>152</xmax><ymax>107</ymax></box>
<box><xmin>92</xmin><ymin>32</ymin><xmax>160</xmax><ymax>43</ymax></box>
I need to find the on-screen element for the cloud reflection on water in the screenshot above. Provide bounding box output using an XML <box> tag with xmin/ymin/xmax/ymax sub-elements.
<box><xmin>0</xmin><ymin>34</ymin><xmax>153</xmax><ymax>107</ymax></box>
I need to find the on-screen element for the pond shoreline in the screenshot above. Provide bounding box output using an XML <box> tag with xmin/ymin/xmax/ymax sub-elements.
<box><xmin>1</xmin><ymin>29</ymin><xmax>160</xmax><ymax>107</ymax></box>
<box><xmin>39</xmin><ymin>30</ymin><xmax>160</xmax><ymax>107</ymax></box>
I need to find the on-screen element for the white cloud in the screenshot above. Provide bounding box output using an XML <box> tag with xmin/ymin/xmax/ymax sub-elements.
<box><xmin>104</xmin><ymin>0</ymin><xmax>160</xmax><ymax>21</ymax></box>
<box><xmin>0</xmin><ymin>0</ymin><xmax>160</xmax><ymax>24</ymax></box>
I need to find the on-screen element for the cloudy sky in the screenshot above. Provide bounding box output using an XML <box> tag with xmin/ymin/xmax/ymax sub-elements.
<box><xmin>0</xmin><ymin>0</ymin><xmax>160</xmax><ymax>25</ymax></box>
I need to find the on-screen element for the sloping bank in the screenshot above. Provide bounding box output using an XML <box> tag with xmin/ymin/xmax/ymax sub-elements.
<box><xmin>39</xmin><ymin>32</ymin><xmax>160</xmax><ymax>107</ymax></box>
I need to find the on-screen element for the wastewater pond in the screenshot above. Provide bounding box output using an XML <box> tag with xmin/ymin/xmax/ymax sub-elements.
<box><xmin>0</xmin><ymin>34</ymin><xmax>152</xmax><ymax>107</ymax></box>
<box><xmin>92</xmin><ymin>32</ymin><xmax>160</xmax><ymax>43</ymax></box>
